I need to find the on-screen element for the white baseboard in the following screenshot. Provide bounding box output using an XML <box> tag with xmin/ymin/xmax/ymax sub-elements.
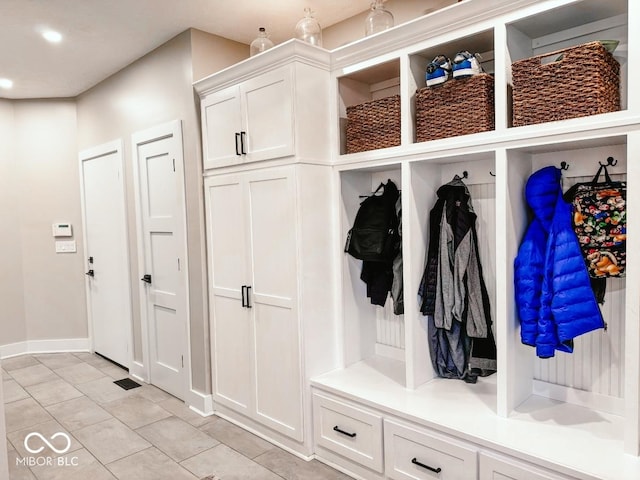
<box><xmin>0</xmin><ymin>338</ymin><xmax>90</xmax><ymax>359</ymax></box>
<box><xmin>187</xmin><ymin>389</ymin><xmax>214</xmax><ymax>416</ymax></box>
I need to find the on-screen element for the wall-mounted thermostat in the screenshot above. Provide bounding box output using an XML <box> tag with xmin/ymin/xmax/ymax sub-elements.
<box><xmin>52</xmin><ymin>223</ymin><xmax>73</xmax><ymax>237</ymax></box>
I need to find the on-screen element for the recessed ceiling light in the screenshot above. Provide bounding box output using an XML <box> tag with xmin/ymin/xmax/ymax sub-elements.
<box><xmin>0</xmin><ymin>78</ymin><xmax>13</xmax><ymax>89</ymax></box>
<box><xmin>42</xmin><ymin>30</ymin><xmax>62</xmax><ymax>43</ymax></box>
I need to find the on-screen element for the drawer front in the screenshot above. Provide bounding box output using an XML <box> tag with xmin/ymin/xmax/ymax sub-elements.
<box><xmin>385</xmin><ymin>419</ymin><xmax>478</xmax><ymax>480</ymax></box>
<box><xmin>313</xmin><ymin>392</ymin><xmax>383</xmax><ymax>472</ymax></box>
<box><xmin>479</xmin><ymin>452</ymin><xmax>576</xmax><ymax>480</ymax></box>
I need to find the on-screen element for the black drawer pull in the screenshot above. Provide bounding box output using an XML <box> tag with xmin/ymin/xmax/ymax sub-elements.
<box><xmin>235</xmin><ymin>133</ymin><xmax>241</xmax><ymax>156</ymax></box>
<box><xmin>333</xmin><ymin>426</ymin><xmax>356</xmax><ymax>438</ymax></box>
<box><xmin>412</xmin><ymin>458</ymin><xmax>441</xmax><ymax>474</ymax></box>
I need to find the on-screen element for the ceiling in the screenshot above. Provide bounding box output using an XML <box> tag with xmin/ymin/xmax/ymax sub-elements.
<box><xmin>0</xmin><ymin>0</ymin><xmax>373</xmax><ymax>99</ymax></box>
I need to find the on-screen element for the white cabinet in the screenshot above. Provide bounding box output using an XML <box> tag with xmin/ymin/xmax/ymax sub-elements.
<box><xmin>479</xmin><ymin>453</ymin><xmax>577</xmax><ymax>480</ymax></box>
<box><xmin>205</xmin><ymin>167</ymin><xmax>301</xmax><ymax>440</ymax></box>
<box><xmin>196</xmin><ymin>40</ymin><xmax>331</xmax><ymax>170</ymax></box>
<box><xmin>197</xmin><ymin>40</ymin><xmax>338</xmax><ymax>456</ymax></box>
<box><xmin>204</xmin><ymin>162</ymin><xmax>338</xmax><ymax>454</ymax></box>
<box><xmin>201</xmin><ymin>67</ymin><xmax>294</xmax><ymax>169</ymax></box>
<box><xmin>313</xmin><ymin>392</ymin><xmax>384</xmax><ymax>473</ymax></box>
<box><xmin>384</xmin><ymin>419</ymin><xmax>478</xmax><ymax>480</ymax></box>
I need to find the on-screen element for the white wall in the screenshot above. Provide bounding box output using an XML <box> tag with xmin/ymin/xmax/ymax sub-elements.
<box><xmin>0</xmin><ymin>100</ymin><xmax>26</xmax><ymax>345</ymax></box>
<box><xmin>0</xmin><ymin>99</ymin><xmax>86</xmax><ymax>348</ymax></box>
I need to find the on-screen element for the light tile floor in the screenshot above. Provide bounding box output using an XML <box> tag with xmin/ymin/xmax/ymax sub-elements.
<box><xmin>3</xmin><ymin>353</ymin><xmax>350</xmax><ymax>480</ymax></box>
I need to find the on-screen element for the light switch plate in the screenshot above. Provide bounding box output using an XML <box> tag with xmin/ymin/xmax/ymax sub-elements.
<box><xmin>55</xmin><ymin>240</ymin><xmax>77</xmax><ymax>253</ymax></box>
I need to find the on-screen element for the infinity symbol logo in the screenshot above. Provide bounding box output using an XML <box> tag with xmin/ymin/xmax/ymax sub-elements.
<box><xmin>24</xmin><ymin>432</ymin><xmax>72</xmax><ymax>454</ymax></box>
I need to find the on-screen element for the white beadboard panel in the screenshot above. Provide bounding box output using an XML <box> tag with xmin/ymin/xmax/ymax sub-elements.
<box><xmin>376</xmin><ymin>302</ymin><xmax>405</xmax><ymax>350</ymax></box>
<box><xmin>534</xmin><ymin>174</ymin><xmax>627</xmax><ymax>404</ymax></box>
<box><xmin>468</xmin><ymin>181</ymin><xmax>497</xmax><ymax>329</ymax></box>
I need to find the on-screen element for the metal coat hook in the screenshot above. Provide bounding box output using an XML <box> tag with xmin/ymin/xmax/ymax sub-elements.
<box><xmin>560</xmin><ymin>161</ymin><xmax>569</xmax><ymax>170</ymax></box>
<box><xmin>489</xmin><ymin>171</ymin><xmax>496</xmax><ymax>177</ymax></box>
<box><xmin>462</xmin><ymin>170</ymin><xmax>468</xmax><ymax>179</ymax></box>
<box><xmin>599</xmin><ymin>156</ymin><xmax>618</xmax><ymax>167</ymax></box>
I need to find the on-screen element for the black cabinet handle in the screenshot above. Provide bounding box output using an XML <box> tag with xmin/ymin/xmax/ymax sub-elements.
<box><xmin>240</xmin><ymin>131</ymin><xmax>247</xmax><ymax>155</ymax></box>
<box><xmin>235</xmin><ymin>132</ymin><xmax>241</xmax><ymax>156</ymax></box>
<box><xmin>411</xmin><ymin>458</ymin><xmax>441</xmax><ymax>474</ymax></box>
<box><xmin>333</xmin><ymin>426</ymin><xmax>356</xmax><ymax>438</ymax></box>
<box><xmin>85</xmin><ymin>269</ymin><xmax>94</xmax><ymax>277</ymax></box>
<box><xmin>241</xmin><ymin>285</ymin><xmax>247</xmax><ymax>308</ymax></box>
<box><xmin>141</xmin><ymin>274</ymin><xmax>152</xmax><ymax>284</ymax></box>
<box><xmin>246</xmin><ymin>286</ymin><xmax>252</xmax><ymax>308</ymax></box>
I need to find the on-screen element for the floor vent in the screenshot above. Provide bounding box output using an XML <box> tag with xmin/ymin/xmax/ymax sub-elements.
<box><xmin>113</xmin><ymin>378</ymin><xmax>142</xmax><ymax>390</ymax></box>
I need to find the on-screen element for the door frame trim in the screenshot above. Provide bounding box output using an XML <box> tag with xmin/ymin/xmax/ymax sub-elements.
<box><xmin>78</xmin><ymin>139</ymin><xmax>133</xmax><ymax>369</ymax></box>
<box><xmin>131</xmin><ymin>119</ymin><xmax>191</xmax><ymax>399</ymax></box>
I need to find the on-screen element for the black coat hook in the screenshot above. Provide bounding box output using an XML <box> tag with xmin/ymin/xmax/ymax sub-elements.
<box><xmin>489</xmin><ymin>171</ymin><xmax>496</xmax><ymax>177</ymax></box>
<box><xmin>599</xmin><ymin>156</ymin><xmax>618</xmax><ymax>167</ymax></box>
<box><xmin>560</xmin><ymin>161</ymin><xmax>569</xmax><ymax>171</ymax></box>
<box><xmin>462</xmin><ymin>170</ymin><xmax>468</xmax><ymax>179</ymax></box>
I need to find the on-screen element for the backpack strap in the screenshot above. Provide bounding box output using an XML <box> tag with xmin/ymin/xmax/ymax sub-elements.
<box><xmin>591</xmin><ymin>164</ymin><xmax>613</xmax><ymax>184</ymax></box>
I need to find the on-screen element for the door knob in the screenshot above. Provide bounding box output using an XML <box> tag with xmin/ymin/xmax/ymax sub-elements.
<box><xmin>141</xmin><ymin>274</ymin><xmax>152</xmax><ymax>284</ymax></box>
<box><xmin>85</xmin><ymin>269</ymin><xmax>95</xmax><ymax>277</ymax></box>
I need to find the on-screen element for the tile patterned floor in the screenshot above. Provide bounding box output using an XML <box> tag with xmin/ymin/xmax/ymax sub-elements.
<box><xmin>3</xmin><ymin>353</ymin><xmax>350</xmax><ymax>480</ymax></box>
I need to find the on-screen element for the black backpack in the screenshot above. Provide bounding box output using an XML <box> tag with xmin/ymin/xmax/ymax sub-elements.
<box><xmin>344</xmin><ymin>180</ymin><xmax>400</xmax><ymax>262</ymax></box>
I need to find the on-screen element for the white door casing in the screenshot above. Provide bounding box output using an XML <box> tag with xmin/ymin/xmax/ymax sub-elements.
<box><xmin>132</xmin><ymin>120</ymin><xmax>189</xmax><ymax>399</ymax></box>
<box><xmin>79</xmin><ymin>140</ymin><xmax>132</xmax><ymax>368</ymax></box>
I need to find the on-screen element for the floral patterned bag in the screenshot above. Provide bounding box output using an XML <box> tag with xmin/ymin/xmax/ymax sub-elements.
<box><xmin>565</xmin><ymin>164</ymin><xmax>626</xmax><ymax>278</ymax></box>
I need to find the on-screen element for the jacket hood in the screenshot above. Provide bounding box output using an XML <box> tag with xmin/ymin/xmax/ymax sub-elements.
<box><xmin>525</xmin><ymin>166</ymin><xmax>562</xmax><ymax>231</ymax></box>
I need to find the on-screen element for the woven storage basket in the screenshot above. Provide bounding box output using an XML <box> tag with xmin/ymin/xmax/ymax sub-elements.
<box><xmin>346</xmin><ymin>95</ymin><xmax>401</xmax><ymax>154</ymax></box>
<box><xmin>512</xmin><ymin>41</ymin><xmax>620</xmax><ymax>127</ymax></box>
<box><xmin>415</xmin><ymin>73</ymin><xmax>494</xmax><ymax>142</ymax></box>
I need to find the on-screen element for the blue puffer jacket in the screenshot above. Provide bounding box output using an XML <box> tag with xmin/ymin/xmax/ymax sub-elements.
<box><xmin>514</xmin><ymin>166</ymin><xmax>604</xmax><ymax>358</ymax></box>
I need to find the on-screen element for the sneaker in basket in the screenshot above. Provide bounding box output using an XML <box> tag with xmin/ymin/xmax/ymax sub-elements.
<box><xmin>425</xmin><ymin>55</ymin><xmax>452</xmax><ymax>87</ymax></box>
<box><xmin>452</xmin><ymin>51</ymin><xmax>483</xmax><ymax>78</ymax></box>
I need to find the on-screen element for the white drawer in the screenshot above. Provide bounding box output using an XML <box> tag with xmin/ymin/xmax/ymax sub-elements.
<box><xmin>479</xmin><ymin>452</ymin><xmax>577</xmax><ymax>480</ymax></box>
<box><xmin>312</xmin><ymin>392</ymin><xmax>383</xmax><ymax>473</ymax></box>
<box><xmin>384</xmin><ymin>419</ymin><xmax>478</xmax><ymax>480</ymax></box>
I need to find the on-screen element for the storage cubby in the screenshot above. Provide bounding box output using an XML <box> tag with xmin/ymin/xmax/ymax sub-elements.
<box><xmin>408</xmin><ymin>29</ymin><xmax>495</xmax><ymax>144</ymax></box>
<box><xmin>506</xmin><ymin>0</ymin><xmax>629</xmax><ymax>126</ymax></box>
<box><xmin>340</xmin><ymin>165</ymin><xmax>405</xmax><ymax>386</ymax></box>
<box><xmin>405</xmin><ymin>153</ymin><xmax>497</xmax><ymax>389</ymax></box>
<box><xmin>407</xmin><ymin>28</ymin><xmax>495</xmax><ymax>93</ymax></box>
<box><xmin>337</xmin><ymin>59</ymin><xmax>401</xmax><ymax>155</ymax></box>
<box><xmin>500</xmin><ymin>136</ymin><xmax>633</xmax><ymax>449</ymax></box>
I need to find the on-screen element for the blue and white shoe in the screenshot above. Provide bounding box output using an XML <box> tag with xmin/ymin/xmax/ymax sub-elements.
<box><xmin>452</xmin><ymin>51</ymin><xmax>483</xmax><ymax>78</ymax></box>
<box><xmin>425</xmin><ymin>55</ymin><xmax>452</xmax><ymax>87</ymax></box>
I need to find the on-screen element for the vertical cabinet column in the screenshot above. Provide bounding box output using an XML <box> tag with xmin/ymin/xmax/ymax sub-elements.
<box><xmin>205</xmin><ymin>167</ymin><xmax>303</xmax><ymax>442</ymax></box>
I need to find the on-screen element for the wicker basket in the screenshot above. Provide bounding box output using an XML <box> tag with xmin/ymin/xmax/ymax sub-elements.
<box><xmin>512</xmin><ymin>41</ymin><xmax>620</xmax><ymax>127</ymax></box>
<box><xmin>346</xmin><ymin>95</ymin><xmax>401</xmax><ymax>154</ymax></box>
<box><xmin>415</xmin><ymin>73</ymin><xmax>494</xmax><ymax>142</ymax></box>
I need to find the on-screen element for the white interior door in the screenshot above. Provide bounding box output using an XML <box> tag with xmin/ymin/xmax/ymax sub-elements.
<box><xmin>133</xmin><ymin>121</ymin><xmax>188</xmax><ymax>399</ymax></box>
<box><xmin>80</xmin><ymin>141</ymin><xmax>131</xmax><ymax>367</ymax></box>
<box><xmin>205</xmin><ymin>175</ymin><xmax>252</xmax><ymax>415</ymax></box>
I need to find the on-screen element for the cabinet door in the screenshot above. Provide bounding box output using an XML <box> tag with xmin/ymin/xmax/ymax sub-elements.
<box><xmin>202</xmin><ymin>85</ymin><xmax>243</xmax><ymax>169</ymax></box>
<box><xmin>204</xmin><ymin>175</ymin><xmax>252</xmax><ymax>415</ymax></box>
<box><xmin>241</xmin><ymin>66</ymin><xmax>295</xmax><ymax>163</ymax></box>
<box><xmin>479</xmin><ymin>453</ymin><xmax>576</xmax><ymax>480</ymax></box>
<box><xmin>246</xmin><ymin>168</ymin><xmax>302</xmax><ymax>440</ymax></box>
